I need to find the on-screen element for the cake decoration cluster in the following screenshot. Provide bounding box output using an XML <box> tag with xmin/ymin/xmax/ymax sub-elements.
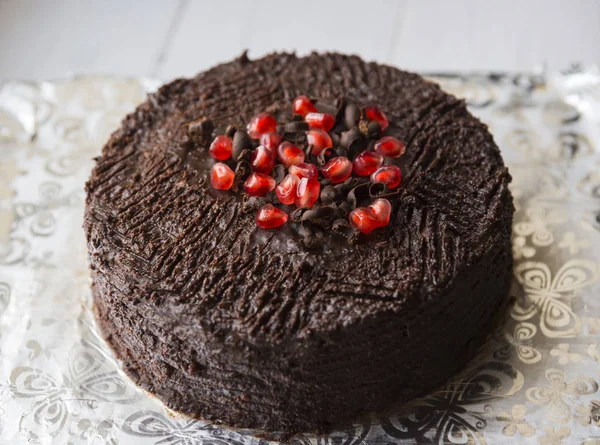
<box><xmin>195</xmin><ymin>95</ymin><xmax>406</xmax><ymax>243</ymax></box>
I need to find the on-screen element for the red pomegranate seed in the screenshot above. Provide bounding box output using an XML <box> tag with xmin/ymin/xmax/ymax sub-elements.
<box><xmin>276</xmin><ymin>173</ymin><xmax>300</xmax><ymax>205</ymax></box>
<box><xmin>247</xmin><ymin>113</ymin><xmax>277</xmax><ymax>139</ymax></box>
<box><xmin>210</xmin><ymin>163</ymin><xmax>234</xmax><ymax>190</ymax></box>
<box><xmin>322</xmin><ymin>156</ymin><xmax>352</xmax><ymax>184</ymax></box>
<box><xmin>289</xmin><ymin>162</ymin><xmax>318</xmax><ymax>180</ymax></box>
<box><xmin>295</xmin><ymin>178</ymin><xmax>320</xmax><ymax>209</ymax></box>
<box><xmin>259</xmin><ymin>132</ymin><xmax>282</xmax><ymax>151</ymax></box>
<box><xmin>209</xmin><ymin>135</ymin><xmax>233</xmax><ymax>161</ymax></box>
<box><xmin>363</xmin><ymin>105</ymin><xmax>389</xmax><ymax>131</ymax></box>
<box><xmin>277</xmin><ymin>141</ymin><xmax>305</xmax><ymax>167</ymax></box>
<box><xmin>244</xmin><ymin>172</ymin><xmax>276</xmax><ymax>196</ymax></box>
<box><xmin>371</xmin><ymin>165</ymin><xmax>402</xmax><ymax>189</ymax></box>
<box><xmin>250</xmin><ymin>146</ymin><xmax>276</xmax><ymax>174</ymax></box>
<box><xmin>349</xmin><ymin>207</ymin><xmax>379</xmax><ymax>234</ymax></box>
<box><xmin>374</xmin><ymin>136</ymin><xmax>405</xmax><ymax>158</ymax></box>
<box><xmin>256</xmin><ymin>204</ymin><xmax>288</xmax><ymax>229</ymax></box>
<box><xmin>353</xmin><ymin>151</ymin><xmax>384</xmax><ymax>176</ymax></box>
<box><xmin>369</xmin><ymin>198</ymin><xmax>392</xmax><ymax>226</ymax></box>
<box><xmin>306</xmin><ymin>129</ymin><xmax>333</xmax><ymax>155</ymax></box>
<box><xmin>293</xmin><ymin>95</ymin><xmax>317</xmax><ymax>117</ymax></box>
<box><xmin>305</xmin><ymin>112</ymin><xmax>335</xmax><ymax>132</ymax></box>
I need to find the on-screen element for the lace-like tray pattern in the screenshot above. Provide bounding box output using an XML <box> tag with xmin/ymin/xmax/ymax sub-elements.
<box><xmin>0</xmin><ymin>70</ymin><xmax>599</xmax><ymax>444</ymax></box>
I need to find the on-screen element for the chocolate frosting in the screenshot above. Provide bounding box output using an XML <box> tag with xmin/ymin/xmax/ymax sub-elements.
<box><xmin>84</xmin><ymin>52</ymin><xmax>514</xmax><ymax>435</ymax></box>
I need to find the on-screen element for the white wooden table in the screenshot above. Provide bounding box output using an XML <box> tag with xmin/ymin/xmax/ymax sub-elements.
<box><xmin>1</xmin><ymin>0</ymin><xmax>599</xmax><ymax>82</ymax></box>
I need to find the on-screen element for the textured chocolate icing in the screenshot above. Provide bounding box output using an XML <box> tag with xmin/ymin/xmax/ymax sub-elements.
<box><xmin>84</xmin><ymin>52</ymin><xmax>514</xmax><ymax>435</ymax></box>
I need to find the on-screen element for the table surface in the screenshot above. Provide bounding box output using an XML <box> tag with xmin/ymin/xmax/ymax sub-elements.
<box><xmin>1</xmin><ymin>0</ymin><xmax>599</xmax><ymax>82</ymax></box>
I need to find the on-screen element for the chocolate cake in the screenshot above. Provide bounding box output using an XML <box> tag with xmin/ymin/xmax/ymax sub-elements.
<box><xmin>84</xmin><ymin>52</ymin><xmax>514</xmax><ymax>435</ymax></box>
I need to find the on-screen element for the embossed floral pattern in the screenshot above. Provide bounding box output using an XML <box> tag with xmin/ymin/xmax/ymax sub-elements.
<box><xmin>494</xmin><ymin>322</ymin><xmax>542</xmax><ymax>364</ymax></box>
<box><xmin>525</xmin><ymin>368</ymin><xmax>598</xmax><ymax>423</ymax></box>
<box><xmin>558</xmin><ymin>232</ymin><xmax>591</xmax><ymax>254</ymax></box>
<box><xmin>550</xmin><ymin>344</ymin><xmax>582</xmax><ymax>365</ymax></box>
<box><xmin>1</xmin><ymin>72</ymin><xmax>600</xmax><ymax>444</ymax></box>
<box><xmin>496</xmin><ymin>404</ymin><xmax>536</xmax><ymax>437</ymax></box>
<box><xmin>512</xmin><ymin>236</ymin><xmax>536</xmax><ymax>260</ymax></box>
<box><xmin>539</xmin><ymin>425</ymin><xmax>571</xmax><ymax>445</ymax></box>
<box><xmin>512</xmin><ymin>259</ymin><xmax>598</xmax><ymax>338</ymax></box>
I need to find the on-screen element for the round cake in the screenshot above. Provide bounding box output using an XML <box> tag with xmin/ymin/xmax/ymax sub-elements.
<box><xmin>84</xmin><ymin>52</ymin><xmax>514</xmax><ymax>435</ymax></box>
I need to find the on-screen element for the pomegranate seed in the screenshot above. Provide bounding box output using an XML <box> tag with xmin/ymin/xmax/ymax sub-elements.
<box><xmin>305</xmin><ymin>112</ymin><xmax>335</xmax><ymax>132</ymax></box>
<box><xmin>349</xmin><ymin>207</ymin><xmax>379</xmax><ymax>234</ymax></box>
<box><xmin>276</xmin><ymin>173</ymin><xmax>300</xmax><ymax>205</ymax></box>
<box><xmin>250</xmin><ymin>146</ymin><xmax>276</xmax><ymax>174</ymax></box>
<box><xmin>209</xmin><ymin>135</ymin><xmax>233</xmax><ymax>161</ymax></box>
<box><xmin>306</xmin><ymin>129</ymin><xmax>333</xmax><ymax>155</ymax></box>
<box><xmin>293</xmin><ymin>95</ymin><xmax>317</xmax><ymax>117</ymax></box>
<box><xmin>368</xmin><ymin>198</ymin><xmax>392</xmax><ymax>226</ymax></box>
<box><xmin>260</xmin><ymin>132</ymin><xmax>282</xmax><ymax>151</ymax></box>
<box><xmin>295</xmin><ymin>178</ymin><xmax>320</xmax><ymax>209</ymax></box>
<box><xmin>363</xmin><ymin>105</ymin><xmax>389</xmax><ymax>131</ymax></box>
<box><xmin>322</xmin><ymin>156</ymin><xmax>352</xmax><ymax>184</ymax></box>
<box><xmin>210</xmin><ymin>163</ymin><xmax>235</xmax><ymax>190</ymax></box>
<box><xmin>244</xmin><ymin>172</ymin><xmax>276</xmax><ymax>196</ymax></box>
<box><xmin>353</xmin><ymin>151</ymin><xmax>384</xmax><ymax>176</ymax></box>
<box><xmin>371</xmin><ymin>165</ymin><xmax>402</xmax><ymax>189</ymax></box>
<box><xmin>374</xmin><ymin>136</ymin><xmax>405</xmax><ymax>158</ymax></box>
<box><xmin>247</xmin><ymin>113</ymin><xmax>277</xmax><ymax>139</ymax></box>
<box><xmin>277</xmin><ymin>141</ymin><xmax>305</xmax><ymax>167</ymax></box>
<box><xmin>256</xmin><ymin>204</ymin><xmax>288</xmax><ymax>229</ymax></box>
<box><xmin>289</xmin><ymin>162</ymin><xmax>318</xmax><ymax>180</ymax></box>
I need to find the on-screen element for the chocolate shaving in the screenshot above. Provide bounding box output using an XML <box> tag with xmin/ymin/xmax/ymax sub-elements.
<box><xmin>334</xmin><ymin>177</ymin><xmax>357</xmax><ymax>195</ymax></box>
<box><xmin>300</xmin><ymin>205</ymin><xmax>337</xmax><ymax>229</ymax></box>
<box><xmin>338</xmin><ymin>201</ymin><xmax>352</xmax><ymax>217</ymax></box>
<box><xmin>187</xmin><ymin>117</ymin><xmax>214</xmax><ymax>145</ymax></box>
<box><xmin>347</xmin><ymin>182</ymin><xmax>371</xmax><ymax>209</ymax></box>
<box><xmin>340</xmin><ymin>127</ymin><xmax>367</xmax><ymax>160</ymax></box>
<box><xmin>334</xmin><ymin>96</ymin><xmax>347</xmax><ymax>124</ymax></box>
<box><xmin>233</xmin><ymin>159</ymin><xmax>252</xmax><ymax>192</ymax></box>
<box><xmin>242</xmin><ymin>195</ymin><xmax>269</xmax><ymax>213</ymax></box>
<box><xmin>345</xmin><ymin>104</ymin><xmax>360</xmax><ymax>129</ymax></box>
<box><xmin>232</xmin><ymin>130</ymin><xmax>251</xmax><ymax>161</ymax></box>
<box><xmin>332</xmin><ymin>218</ymin><xmax>350</xmax><ymax>233</ymax></box>
<box><xmin>225</xmin><ymin>125</ymin><xmax>237</xmax><ymax>138</ymax></box>
<box><xmin>347</xmin><ymin>228</ymin><xmax>361</xmax><ymax>245</ymax></box>
<box><xmin>304</xmin><ymin>144</ymin><xmax>314</xmax><ymax>159</ymax></box>
<box><xmin>237</xmin><ymin>148</ymin><xmax>252</xmax><ymax>162</ymax></box>
<box><xmin>367</xmin><ymin>121</ymin><xmax>382</xmax><ymax>138</ymax></box>
<box><xmin>340</xmin><ymin>127</ymin><xmax>362</xmax><ymax>149</ymax></box>
<box><xmin>320</xmin><ymin>185</ymin><xmax>337</xmax><ymax>204</ymax></box>
<box><xmin>369</xmin><ymin>183</ymin><xmax>401</xmax><ymax>198</ymax></box>
<box><xmin>290</xmin><ymin>208</ymin><xmax>307</xmax><ymax>223</ymax></box>
<box><xmin>330</xmin><ymin>132</ymin><xmax>340</xmax><ymax>149</ymax></box>
<box><xmin>315</xmin><ymin>151</ymin><xmax>328</xmax><ymax>168</ymax></box>
<box><xmin>280</xmin><ymin>121</ymin><xmax>309</xmax><ymax>133</ymax></box>
<box><xmin>272</xmin><ymin>164</ymin><xmax>287</xmax><ymax>184</ymax></box>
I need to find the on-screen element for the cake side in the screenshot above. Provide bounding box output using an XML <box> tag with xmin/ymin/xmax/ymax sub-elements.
<box><xmin>84</xmin><ymin>52</ymin><xmax>513</xmax><ymax>434</ymax></box>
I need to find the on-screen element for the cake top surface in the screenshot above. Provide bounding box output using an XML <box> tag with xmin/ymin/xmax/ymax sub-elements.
<box><xmin>85</xmin><ymin>52</ymin><xmax>513</xmax><ymax>344</ymax></box>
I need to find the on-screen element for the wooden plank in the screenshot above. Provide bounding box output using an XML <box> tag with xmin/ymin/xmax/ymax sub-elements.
<box><xmin>0</xmin><ymin>0</ymin><xmax>180</xmax><ymax>80</ymax></box>
<box><xmin>157</xmin><ymin>0</ymin><xmax>402</xmax><ymax>81</ymax></box>
<box><xmin>389</xmin><ymin>0</ymin><xmax>600</xmax><ymax>72</ymax></box>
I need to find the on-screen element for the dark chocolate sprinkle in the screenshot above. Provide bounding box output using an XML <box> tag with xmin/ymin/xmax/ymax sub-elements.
<box><xmin>320</xmin><ymin>185</ymin><xmax>337</xmax><ymax>204</ymax></box>
<box><xmin>344</xmin><ymin>104</ymin><xmax>360</xmax><ymax>129</ymax></box>
<box><xmin>232</xmin><ymin>130</ymin><xmax>251</xmax><ymax>161</ymax></box>
<box><xmin>187</xmin><ymin>117</ymin><xmax>214</xmax><ymax>145</ymax></box>
<box><xmin>225</xmin><ymin>125</ymin><xmax>237</xmax><ymax>138</ymax></box>
<box><xmin>272</xmin><ymin>164</ymin><xmax>287</xmax><ymax>184</ymax></box>
<box><xmin>280</xmin><ymin>121</ymin><xmax>309</xmax><ymax>133</ymax></box>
